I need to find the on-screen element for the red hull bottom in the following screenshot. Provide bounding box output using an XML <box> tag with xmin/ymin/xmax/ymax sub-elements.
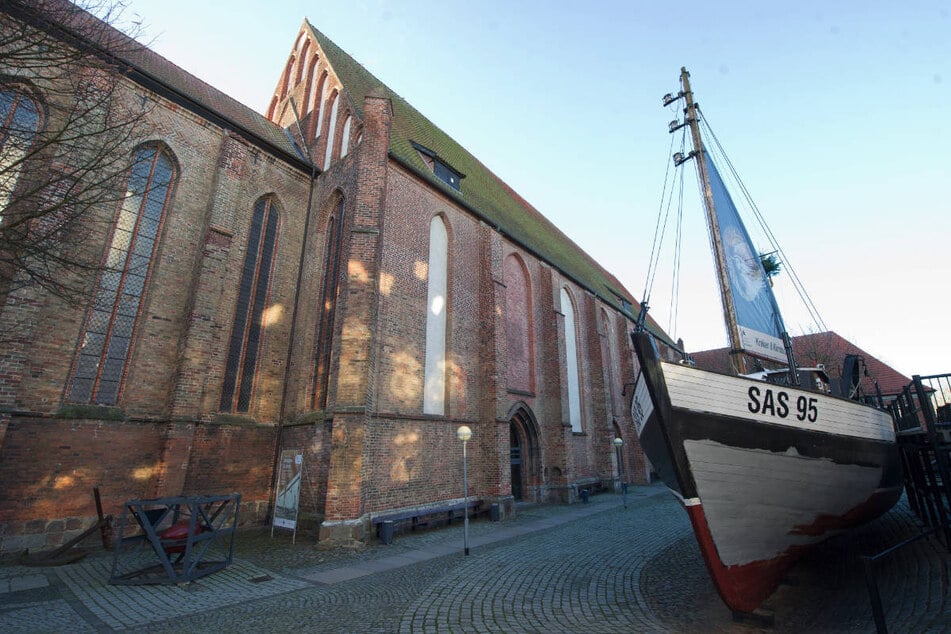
<box><xmin>684</xmin><ymin>486</ymin><xmax>903</xmax><ymax>613</ymax></box>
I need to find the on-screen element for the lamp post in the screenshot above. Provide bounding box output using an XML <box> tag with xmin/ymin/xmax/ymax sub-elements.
<box><xmin>457</xmin><ymin>425</ymin><xmax>472</xmax><ymax>556</ymax></box>
<box><xmin>613</xmin><ymin>437</ymin><xmax>627</xmax><ymax>508</ymax></box>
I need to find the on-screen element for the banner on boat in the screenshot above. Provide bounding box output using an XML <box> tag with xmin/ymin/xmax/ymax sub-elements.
<box><xmin>705</xmin><ymin>152</ymin><xmax>787</xmax><ymax>363</ymax></box>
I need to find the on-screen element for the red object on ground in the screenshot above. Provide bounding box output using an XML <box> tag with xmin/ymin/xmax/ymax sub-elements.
<box><xmin>160</xmin><ymin>521</ymin><xmax>198</xmax><ymax>553</ymax></box>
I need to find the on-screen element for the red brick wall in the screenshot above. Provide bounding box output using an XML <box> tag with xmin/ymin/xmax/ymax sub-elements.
<box><xmin>6</xmin><ymin>82</ymin><xmax>312</xmax><ymax>423</ymax></box>
<box><xmin>183</xmin><ymin>423</ymin><xmax>279</xmax><ymax>518</ymax></box>
<box><xmin>0</xmin><ymin>417</ymin><xmax>276</xmax><ymax>553</ymax></box>
<box><xmin>0</xmin><ymin>66</ymin><xmax>311</xmax><ymax>552</ymax></box>
<box><xmin>279</xmin><ymin>421</ymin><xmax>332</xmax><ymax>526</ymax></box>
<box><xmin>0</xmin><ymin>22</ymin><xmax>652</xmax><ymax>551</ymax></box>
<box><xmin>361</xmin><ymin>417</ymin><xmax>469</xmax><ymax>512</ymax></box>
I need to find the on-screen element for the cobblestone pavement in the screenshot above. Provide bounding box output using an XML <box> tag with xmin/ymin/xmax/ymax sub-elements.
<box><xmin>0</xmin><ymin>484</ymin><xmax>947</xmax><ymax>633</ymax></box>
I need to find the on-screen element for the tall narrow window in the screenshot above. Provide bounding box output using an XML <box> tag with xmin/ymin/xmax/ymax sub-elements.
<box><xmin>323</xmin><ymin>92</ymin><xmax>339</xmax><ymax>169</ymax></box>
<box><xmin>220</xmin><ymin>196</ymin><xmax>280</xmax><ymax>413</ymax></box>
<box><xmin>280</xmin><ymin>56</ymin><xmax>294</xmax><ymax>100</ymax></box>
<box><xmin>423</xmin><ymin>216</ymin><xmax>448</xmax><ymax>415</ymax></box>
<box><xmin>561</xmin><ymin>288</ymin><xmax>582</xmax><ymax>432</ymax></box>
<box><xmin>296</xmin><ymin>40</ymin><xmax>310</xmax><ymax>85</ymax></box>
<box><xmin>304</xmin><ymin>55</ymin><xmax>318</xmax><ymax>113</ymax></box>
<box><xmin>340</xmin><ymin>115</ymin><xmax>352</xmax><ymax>158</ymax></box>
<box><xmin>600</xmin><ymin>309</ymin><xmax>618</xmax><ymax>415</ymax></box>
<box><xmin>68</xmin><ymin>146</ymin><xmax>175</xmax><ymax>404</ymax></box>
<box><xmin>504</xmin><ymin>253</ymin><xmax>534</xmax><ymax>393</ymax></box>
<box><xmin>312</xmin><ymin>73</ymin><xmax>327</xmax><ymax>140</ymax></box>
<box><xmin>312</xmin><ymin>196</ymin><xmax>345</xmax><ymax>410</ymax></box>
<box><xmin>0</xmin><ymin>89</ymin><xmax>41</xmax><ymax>220</ymax></box>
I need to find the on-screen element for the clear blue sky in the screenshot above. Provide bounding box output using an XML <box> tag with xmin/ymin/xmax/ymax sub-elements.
<box><xmin>118</xmin><ymin>0</ymin><xmax>951</xmax><ymax>378</ymax></box>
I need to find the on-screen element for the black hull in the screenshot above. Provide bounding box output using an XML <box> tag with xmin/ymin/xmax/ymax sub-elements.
<box><xmin>630</xmin><ymin>331</ymin><xmax>902</xmax><ymax>612</ymax></box>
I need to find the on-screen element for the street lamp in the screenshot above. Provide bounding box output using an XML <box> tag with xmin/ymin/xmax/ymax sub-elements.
<box><xmin>613</xmin><ymin>437</ymin><xmax>627</xmax><ymax>508</ymax></box>
<box><xmin>457</xmin><ymin>425</ymin><xmax>472</xmax><ymax>556</ymax></box>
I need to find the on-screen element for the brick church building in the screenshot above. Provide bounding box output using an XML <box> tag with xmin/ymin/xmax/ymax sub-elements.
<box><xmin>0</xmin><ymin>1</ymin><xmax>672</xmax><ymax>552</ymax></box>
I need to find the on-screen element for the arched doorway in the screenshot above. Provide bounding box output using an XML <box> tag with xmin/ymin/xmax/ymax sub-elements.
<box><xmin>508</xmin><ymin>404</ymin><xmax>540</xmax><ymax>502</ymax></box>
<box><xmin>510</xmin><ymin>422</ymin><xmax>523</xmax><ymax>500</ymax></box>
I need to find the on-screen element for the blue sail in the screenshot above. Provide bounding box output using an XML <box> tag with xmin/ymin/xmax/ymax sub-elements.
<box><xmin>705</xmin><ymin>151</ymin><xmax>788</xmax><ymax>363</ymax></box>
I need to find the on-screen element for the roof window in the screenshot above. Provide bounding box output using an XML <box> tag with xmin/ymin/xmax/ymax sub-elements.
<box><xmin>412</xmin><ymin>141</ymin><xmax>464</xmax><ymax>192</ymax></box>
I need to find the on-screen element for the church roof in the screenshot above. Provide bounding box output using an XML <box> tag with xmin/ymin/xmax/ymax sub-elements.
<box><xmin>121</xmin><ymin>45</ymin><xmax>301</xmax><ymax>163</ymax></box>
<box><xmin>306</xmin><ymin>21</ymin><xmax>667</xmax><ymax>340</ymax></box>
<box><xmin>13</xmin><ymin>0</ymin><xmax>305</xmax><ymax>167</ymax></box>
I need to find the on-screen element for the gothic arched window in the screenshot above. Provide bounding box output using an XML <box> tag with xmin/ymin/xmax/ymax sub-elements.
<box><xmin>220</xmin><ymin>195</ymin><xmax>280</xmax><ymax>413</ymax></box>
<box><xmin>340</xmin><ymin>115</ymin><xmax>352</xmax><ymax>158</ymax></box>
<box><xmin>503</xmin><ymin>253</ymin><xmax>534</xmax><ymax>393</ymax></box>
<box><xmin>322</xmin><ymin>91</ymin><xmax>339</xmax><ymax>169</ymax></box>
<box><xmin>561</xmin><ymin>287</ymin><xmax>582</xmax><ymax>432</ymax></box>
<box><xmin>68</xmin><ymin>145</ymin><xmax>176</xmax><ymax>405</ymax></box>
<box><xmin>423</xmin><ymin>216</ymin><xmax>448</xmax><ymax>415</ymax></box>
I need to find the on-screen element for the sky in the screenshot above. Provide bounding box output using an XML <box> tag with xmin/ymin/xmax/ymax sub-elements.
<box><xmin>115</xmin><ymin>0</ymin><xmax>951</xmax><ymax>379</ymax></box>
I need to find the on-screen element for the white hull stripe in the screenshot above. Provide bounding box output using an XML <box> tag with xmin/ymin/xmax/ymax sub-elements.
<box><xmin>662</xmin><ymin>361</ymin><xmax>894</xmax><ymax>441</ymax></box>
<box><xmin>684</xmin><ymin>438</ymin><xmax>884</xmax><ymax>566</ymax></box>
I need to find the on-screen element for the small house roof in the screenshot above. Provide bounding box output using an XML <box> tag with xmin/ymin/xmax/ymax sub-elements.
<box><xmin>690</xmin><ymin>331</ymin><xmax>912</xmax><ymax>397</ymax></box>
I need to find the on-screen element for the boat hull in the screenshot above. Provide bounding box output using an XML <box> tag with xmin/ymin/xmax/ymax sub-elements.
<box><xmin>631</xmin><ymin>332</ymin><xmax>902</xmax><ymax>613</ymax></box>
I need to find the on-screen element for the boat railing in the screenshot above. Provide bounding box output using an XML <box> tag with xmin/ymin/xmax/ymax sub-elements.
<box><xmin>888</xmin><ymin>373</ymin><xmax>951</xmax><ymax>436</ymax></box>
<box><xmin>859</xmin><ymin>394</ymin><xmax>884</xmax><ymax>408</ymax></box>
<box><xmin>914</xmin><ymin>373</ymin><xmax>951</xmax><ymax>434</ymax></box>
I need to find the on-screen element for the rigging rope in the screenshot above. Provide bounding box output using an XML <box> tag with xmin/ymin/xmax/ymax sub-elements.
<box><xmin>667</xmin><ymin>164</ymin><xmax>686</xmax><ymax>337</ymax></box>
<box><xmin>695</xmin><ymin>106</ymin><xmax>828</xmax><ymax>333</ymax></box>
<box><xmin>642</xmin><ymin>124</ymin><xmax>679</xmax><ymax>305</ymax></box>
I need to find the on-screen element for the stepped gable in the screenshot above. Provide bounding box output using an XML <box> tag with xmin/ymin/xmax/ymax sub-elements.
<box><xmin>305</xmin><ymin>20</ymin><xmax>668</xmax><ymax>340</ymax></box>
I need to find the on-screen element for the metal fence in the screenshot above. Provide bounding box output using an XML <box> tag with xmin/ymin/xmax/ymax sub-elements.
<box><xmin>886</xmin><ymin>373</ymin><xmax>951</xmax><ymax>541</ymax></box>
<box><xmin>866</xmin><ymin>374</ymin><xmax>951</xmax><ymax>632</ymax></box>
<box><xmin>889</xmin><ymin>373</ymin><xmax>951</xmax><ymax>432</ymax></box>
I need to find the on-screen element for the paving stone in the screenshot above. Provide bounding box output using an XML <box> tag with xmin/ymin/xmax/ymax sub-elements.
<box><xmin>0</xmin><ymin>485</ymin><xmax>946</xmax><ymax>633</ymax></box>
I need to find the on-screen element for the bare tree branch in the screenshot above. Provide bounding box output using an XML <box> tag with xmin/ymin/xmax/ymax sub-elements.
<box><xmin>1</xmin><ymin>0</ymin><xmax>156</xmax><ymax>323</ymax></box>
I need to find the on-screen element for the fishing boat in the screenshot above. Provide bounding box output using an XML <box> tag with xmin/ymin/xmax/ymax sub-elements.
<box><xmin>630</xmin><ymin>68</ymin><xmax>903</xmax><ymax>614</ymax></box>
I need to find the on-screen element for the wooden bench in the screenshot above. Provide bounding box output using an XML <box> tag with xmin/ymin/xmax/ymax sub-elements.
<box><xmin>577</xmin><ymin>480</ymin><xmax>608</xmax><ymax>502</ymax></box>
<box><xmin>372</xmin><ymin>500</ymin><xmax>485</xmax><ymax>544</ymax></box>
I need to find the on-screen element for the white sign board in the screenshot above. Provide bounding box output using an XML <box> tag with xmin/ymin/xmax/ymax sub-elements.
<box><xmin>272</xmin><ymin>449</ymin><xmax>304</xmax><ymax>539</ymax></box>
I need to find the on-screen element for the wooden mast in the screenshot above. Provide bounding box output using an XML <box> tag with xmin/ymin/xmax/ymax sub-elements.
<box><xmin>679</xmin><ymin>68</ymin><xmax>748</xmax><ymax>374</ymax></box>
